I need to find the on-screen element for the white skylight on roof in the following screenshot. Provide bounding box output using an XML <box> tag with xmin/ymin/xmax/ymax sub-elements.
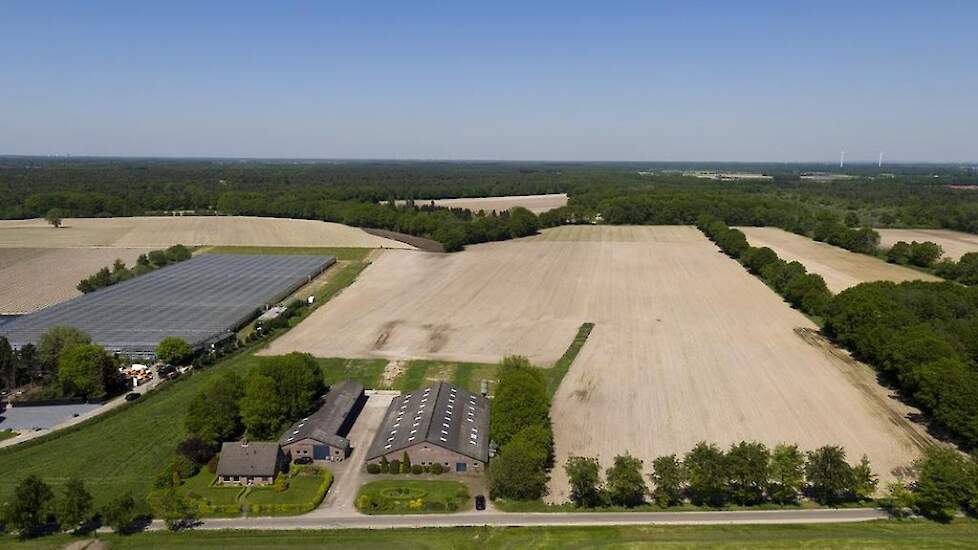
<box><xmin>440</xmin><ymin>437</ymin><xmax>447</xmax><ymax>442</ymax></box>
<box><xmin>385</xmin><ymin>444</ymin><xmax>391</xmax><ymax>449</ymax></box>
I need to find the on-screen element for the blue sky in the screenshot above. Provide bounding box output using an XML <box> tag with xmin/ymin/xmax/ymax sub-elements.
<box><xmin>1</xmin><ymin>1</ymin><xmax>975</xmax><ymax>161</ymax></box>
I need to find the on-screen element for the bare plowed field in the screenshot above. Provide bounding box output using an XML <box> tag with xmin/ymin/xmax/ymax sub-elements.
<box><xmin>0</xmin><ymin>248</ymin><xmax>151</xmax><ymax>313</ymax></box>
<box><xmin>267</xmin><ymin>225</ymin><xmax>928</xmax><ymax>499</ymax></box>
<box><xmin>878</xmin><ymin>228</ymin><xmax>978</xmax><ymax>260</ymax></box>
<box><xmin>398</xmin><ymin>193</ymin><xmax>568</xmax><ymax>214</ymax></box>
<box><xmin>739</xmin><ymin>226</ymin><xmax>940</xmax><ymax>293</ymax></box>
<box><xmin>0</xmin><ymin>217</ymin><xmax>411</xmax><ymax>249</ymax></box>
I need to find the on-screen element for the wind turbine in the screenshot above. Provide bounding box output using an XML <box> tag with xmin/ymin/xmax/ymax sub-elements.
<box><xmin>878</xmin><ymin>152</ymin><xmax>883</xmax><ymax>168</ymax></box>
<box><xmin>840</xmin><ymin>151</ymin><xmax>845</xmax><ymax>169</ymax></box>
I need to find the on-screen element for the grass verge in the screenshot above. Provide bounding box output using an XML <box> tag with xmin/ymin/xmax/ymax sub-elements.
<box><xmin>8</xmin><ymin>520</ymin><xmax>978</xmax><ymax>549</ymax></box>
<box><xmin>546</xmin><ymin>322</ymin><xmax>594</xmax><ymax>396</ymax></box>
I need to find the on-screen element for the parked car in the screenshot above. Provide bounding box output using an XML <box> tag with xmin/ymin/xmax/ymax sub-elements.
<box><xmin>475</xmin><ymin>494</ymin><xmax>486</xmax><ymax>511</ymax></box>
<box><xmin>293</xmin><ymin>456</ymin><xmax>313</xmax><ymax>465</ymax></box>
<box><xmin>124</xmin><ymin>392</ymin><xmax>141</xmax><ymax>402</ymax></box>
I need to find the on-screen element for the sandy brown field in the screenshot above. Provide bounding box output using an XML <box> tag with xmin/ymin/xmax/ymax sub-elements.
<box><xmin>267</xmin><ymin>225</ymin><xmax>928</xmax><ymax>499</ymax></box>
<box><xmin>878</xmin><ymin>228</ymin><xmax>978</xmax><ymax>260</ymax></box>
<box><xmin>0</xmin><ymin>247</ymin><xmax>152</xmax><ymax>313</ymax></box>
<box><xmin>398</xmin><ymin>193</ymin><xmax>568</xmax><ymax>214</ymax></box>
<box><xmin>739</xmin><ymin>226</ymin><xmax>940</xmax><ymax>293</ymax></box>
<box><xmin>0</xmin><ymin>216</ymin><xmax>411</xmax><ymax>249</ymax></box>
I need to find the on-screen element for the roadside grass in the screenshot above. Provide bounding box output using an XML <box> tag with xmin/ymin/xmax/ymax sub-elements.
<box><xmin>0</xmin><ymin>261</ymin><xmax>370</xmax><ymax>507</ymax></box>
<box><xmin>317</xmin><ymin>357</ymin><xmax>388</xmax><ymax>389</ymax></box>
<box><xmin>9</xmin><ymin>520</ymin><xmax>978</xmax><ymax>549</ymax></box>
<box><xmin>201</xmin><ymin>246</ymin><xmax>372</xmax><ymax>262</ymax></box>
<box><xmin>355</xmin><ymin>479</ymin><xmax>470</xmax><ymax>514</ymax></box>
<box><xmin>0</xmin><ymin>429</ymin><xmax>18</xmax><ymax>442</ymax></box>
<box><xmin>546</xmin><ymin>322</ymin><xmax>594</xmax><ymax>396</ymax></box>
<box><xmin>493</xmin><ymin>497</ymin><xmax>872</xmax><ymax>513</ymax></box>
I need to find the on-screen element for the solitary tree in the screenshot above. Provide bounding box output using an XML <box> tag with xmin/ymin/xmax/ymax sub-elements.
<box><xmin>565</xmin><ymin>456</ymin><xmax>602</xmax><ymax>508</ymax></box>
<box><xmin>57</xmin><ymin>343</ymin><xmax>116</xmax><ymax>398</ymax></box>
<box><xmin>850</xmin><ymin>455</ymin><xmax>878</xmax><ymax>500</ymax></box>
<box><xmin>3</xmin><ymin>475</ymin><xmax>55</xmax><ymax>535</ymax></box>
<box><xmin>58</xmin><ymin>478</ymin><xmax>93</xmax><ymax>532</ymax></box>
<box><xmin>156</xmin><ymin>336</ymin><xmax>192</xmax><ymax>366</ymax></box>
<box><xmin>912</xmin><ymin>447</ymin><xmax>972</xmax><ymax>521</ymax></box>
<box><xmin>605</xmin><ymin>453</ymin><xmax>647</xmax><ymax>507</ymax></box>
<box><xmin>649</xmin><ymin>454</ymin><xmax>687</xmax><ymax>507</ymax></box>
<box><xmin>44</xmin><ymin>208</ymin><xmax>64</xmax><ymax>228</ymax></box>
<box><xmin>38</xmin><ymin>326</ymin><xmax>91</xmax><ymax>376</ymax></box>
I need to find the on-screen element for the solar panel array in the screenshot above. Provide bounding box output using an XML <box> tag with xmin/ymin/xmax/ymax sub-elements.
<box><xmin>0</xmin><ymin>254</ymin><xmax>334</xmax><ymax>355</ymax></box>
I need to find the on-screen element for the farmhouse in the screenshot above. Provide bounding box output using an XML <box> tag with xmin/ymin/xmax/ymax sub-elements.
<box><xmin>279</xmin><ymin>380</ymin><xmax>366</xmax><ymax>462</ymax></box>
<box><xmin>365</xmin><ymin>382</ymin><xmax>490</xmax><ymax>473</ymax></box>
<box><xmin>216</xmin><ymin>440</ymin><xmax>285</xmax><ymax>486</ymax></box>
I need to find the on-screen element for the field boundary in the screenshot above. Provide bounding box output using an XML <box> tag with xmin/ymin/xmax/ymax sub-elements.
<box><xmin>362</xmin><ymin>228</ymin><xmax>445</xmax><ymax>253</ymax></box>
<box><xmin>547</xmin><ymin>322</ymin><xmax>595</xmax><ymax>397</ymax></box>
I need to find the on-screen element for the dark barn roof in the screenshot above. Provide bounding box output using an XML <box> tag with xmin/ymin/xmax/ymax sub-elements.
<box><xmin>216</xmin><ymin>441</ymin><xmax>281</xmax><ymax>478</ymax></box>
<box><xmin>279</xmin><ymin>380</ymin><xmax>365</xmax><ymax>450</ymax></box>
<box><xmin>366</xmin><ymin>382</ymin><xmax>490</xmax><ymax>463</ymax></box>
<box><xmin>0</xmin><ymin>254</ymin><xmax>333</xmax><ymax>356</ymax></box>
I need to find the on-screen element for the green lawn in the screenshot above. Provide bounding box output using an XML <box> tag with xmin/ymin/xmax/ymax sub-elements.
<box><xmin>393</xmin><ymin>359</ymin><xmax>498</xmax><ymax>393</ymax></box>
<box><xmin>202</xmin><ymin>246</ymin><xmax>373</xmax><ymax>262</ymax></box>
<box><xmin>356</xmin><ymin>479</ymin><xmax>470</xmax><ymax>514</ymax></box>
<box><xmin>0</xmin><ymin>429</ymin><xmax>18</xmax><ymax>442</ymax></box>
<box><xmin>317</xmin><ymin>357</ymin><xmax>388</xmax><ymax>389</ymax></box>
<box><xmin>8</xmin><ymin>520</ymin><xmax>978</xmax><ymax>549</ymax></box>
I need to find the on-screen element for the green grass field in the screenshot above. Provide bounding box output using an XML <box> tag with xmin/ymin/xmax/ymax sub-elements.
<box><xmin>393</xmin><ymin>359</ymin><xmax>498</xmax><ymax>393</ymax></box>
<box><xmin>355</xmin><ymin>479</ymin><xmax>470</xmax><ymax>514</ymax></box>
<box><xmin>201</xmin><ymin>246</ymin><xmax>373</xmax><ymax>262</ymax></box>
<box><xmin>7</xmin><ymin>520</ymin><xmax>978</xmax><ymax>549</ymax></box>
<box><xmin>317</xmin><ymin>357</ymin><xmax>389</xmax><ymax>388</ymax></box>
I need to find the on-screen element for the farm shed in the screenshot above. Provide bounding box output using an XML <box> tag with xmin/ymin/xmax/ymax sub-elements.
<box><xmin>0</xmin><ymin>254</ymin><xmax>334</xmax><ymax>358</ymax></box>
<box><xmin>279</xmin><ymin>380</ymin><xmax>366</xmax><ymax>462</ymax></box>
<box><xmin>216</xmin><ymin>440</ymin><xmax>285</xmax><ymax>486</ymax></box>
<box><xmin>366</xmin><ymin>382</ymin><xmax>490</xmax><ymax>473</ymax></box>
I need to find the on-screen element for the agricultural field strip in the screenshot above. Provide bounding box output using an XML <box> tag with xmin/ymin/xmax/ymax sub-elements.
<box><xmin>877</xmin><ymin>228</ymin><xmax>978</xmax><ymax>261</ymax></box>
<box><xmin>392</xmin><ymin>193</ymin><xmax>568</xmax><ymax>214</ymax></box>
<box><xmin>0</xmin><ymin>216</ymin><xmax>412</xmax><ymax>249</ymax></box>
<box><xmin>0</xmin><ymin>247</ymin><xmax>153</xmax><ymax>314</ymax></box>
<box><xmin>738</xmin><ymin>226</ymin><xmax>941</xmax><ymax>293</ymax></box>
<box><xmin>267</xmin><ymin>225</ymin><xmax>928</xmax><ymax>505</ymax></box>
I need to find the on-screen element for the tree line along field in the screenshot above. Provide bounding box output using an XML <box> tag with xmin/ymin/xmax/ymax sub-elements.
<box><xmin>738</xmin><ymin>226</ymin><xmax>940</xmax><ymax>293</ymax></box>
<box><xmin>877</xmin><ymin>228</ymin><xmax>978</xmax><ymax>261</ymax></box>
<box><xmin>394</xmin><ymin>193</ymin><xmax>569</xmax><ymax>214</ymax></box>
<box><xmin>264</xmin><ymin>225</ymin><xmax>931</xmax><ymax>504</ymax></box>
<box><xmin>0</xmin><ymin>247</ymin><xmax>152</xmax><ymax>314</ymax></box>
<box><xmin>0</xmin><ymin>216</ymin><xmax>411</xmax><ymax>249</ymax></box>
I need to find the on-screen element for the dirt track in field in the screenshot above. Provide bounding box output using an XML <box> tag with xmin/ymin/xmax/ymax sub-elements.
<box><xmin>0</xmin><ymin>217</ymin><xmax>411</xmax><ymax>249</ymax></box>
<box><xmin>0</xmin><ymin>247</ymin><xmax>152</xmax><ymax>313</ymax></box>
<box><xmin>266</xmin><ymin>225</ymin><xmax>928</xmax><ymax>500</ymax></box>
<box><xmin>738</xmin><ymin>226</ymin><xmax>940</xmax><ymax>293</ymax></box>
<box><xmin>397</xmin><ymin>193</ymin><xmax>568</xmax><ymax>214</ymax></box>
<box><xmin>877</xmin><ymin>228</ymin><xmax>978</xmax><ymax>261</ymax></box>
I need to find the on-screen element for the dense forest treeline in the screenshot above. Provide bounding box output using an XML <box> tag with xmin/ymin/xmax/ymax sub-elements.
<box><xmin>3</xmin><ymin>158</ymin><xmax>978</xmax><ymax>251</ymax></box>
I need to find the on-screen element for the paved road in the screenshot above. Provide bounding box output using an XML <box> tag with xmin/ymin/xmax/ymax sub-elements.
<box><xmin>148</xmin><ymin>507</ymin><xmax>889</xmax><ymax>531</ymax></box>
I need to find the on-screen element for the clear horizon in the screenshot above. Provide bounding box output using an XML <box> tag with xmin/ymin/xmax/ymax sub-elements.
<box><xmin>2</xmin><ymin>1</ymin><xmax>976</xmax><ymax>162</ymax></box>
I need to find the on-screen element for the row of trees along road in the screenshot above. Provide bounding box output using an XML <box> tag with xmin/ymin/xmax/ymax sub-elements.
<box><xmin>565</xmin><ymin>442</ymin><xmax>876</xmax><ymax>509</ymax></box>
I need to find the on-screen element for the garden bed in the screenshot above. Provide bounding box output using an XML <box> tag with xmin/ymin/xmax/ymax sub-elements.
<box><xmin>355</xmin><ymin>480</ymin><xmax>470</xmax><ymax>514</ymax></box>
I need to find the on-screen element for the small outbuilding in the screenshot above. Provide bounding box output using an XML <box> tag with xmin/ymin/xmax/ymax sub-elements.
<box><xmin>279</xmin><ymin>380</ymin><xmax>365</xmax><ymax>462</ymax></box>
<box><xmin>216</xmin><ymin>440</ymin><xmax>284</xmax><ymax>486</ymax></box>
<box><xmin>365</xmin><ymin>382</ymin><xmax>490</xmax><ymax>473</ymax></box>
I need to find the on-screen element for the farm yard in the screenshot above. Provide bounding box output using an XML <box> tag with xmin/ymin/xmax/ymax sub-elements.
<box><xmin>266</xmin><ymin>225</ymin><xmax>930</xmax><ymax>504</ymax></box>
<box><xmin>738</xmin><ymin>226</ymin><xmax>940</xmax><ymax>293</ymax></box>
<box><xmin>0</xmin><ymin>247</ymin><xmax>151</xmax><ymax>313</ymax></box>
<box><xmin>396</xmin><ymin>193</ymin><xmax>568</xmax><ymax>214</ymax></box>
<box><xmin>877</xmin><ymin>228</ymin><xmax>978</xmax><ymax>261</ymax></box>
<box><xmin>0</xmin><ymin>216</ymin><xmax>412</xmax><ymax>249</ymax></box>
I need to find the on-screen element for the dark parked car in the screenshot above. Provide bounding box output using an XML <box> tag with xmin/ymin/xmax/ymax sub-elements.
<box><xmin>293</xmin><ymin>456</ymin><xmax>313</xmax><ymax>465</ymax></box>
<box><xmin>124</xmin><ymin>392</ymin><xmax>141</xmax><ymax>402</ymax></box>
<box><xmin>474</xmin><ymin>494</ymin><xmax>486</xmax><ymax>511</ymax></box>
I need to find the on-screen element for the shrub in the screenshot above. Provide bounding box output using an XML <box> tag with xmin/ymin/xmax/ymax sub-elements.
<box><xmin>389</xmin><ymin>459</ymin><xmax>401</xmax><ymax>474</ymax></box>
<box><xmin>207</xmin><ymin>455</ymin><xmax>220</xmax><ymax>474</ymax></box>
<box><xmin>430</xmin><ymin>463</ymin><xmax>444</xmax><ymax>475</ymax></box>
<box><xmin>411</xmin><ymin>464</ymin><xmax>424</xmax><ymax>475</ymax></box>
<box><xmin>367</xmin><ymin>463</ymin><xmax>381</xmax><ymax>474</ymax></box>
<box><xmin>177</xmin><ymin>437</ymin><xmax>215</xmax><ymax>466</ymax></box>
